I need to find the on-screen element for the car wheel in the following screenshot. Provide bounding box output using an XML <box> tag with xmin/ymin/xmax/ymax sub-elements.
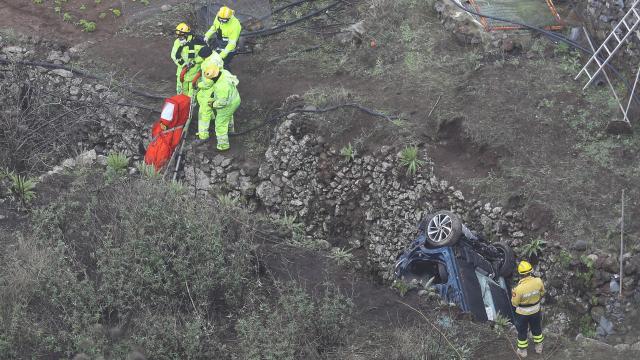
<box><xmin>425</xmin><ymin>211</ymin><xmax>462</xmax><ymax>247</ymax></box>
<box><xmin>494</xmin><ymin>242</ymin><xmax>516</xmax><ymax>277</ymax></box>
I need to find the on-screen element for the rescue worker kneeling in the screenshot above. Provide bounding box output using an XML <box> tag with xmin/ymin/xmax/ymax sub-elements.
<box><xmin>196</xmin><ymin>61</ymin><xmax>240</xmax><ymax>151</ymax></box>
<box><xmin>512</xmin><ymin>260</ymin><xmax>545</xmax><ymax>358</ymax></box>
<box><xmin>204</xmin><ymin>6</ymin><xmax>242</xmax><ymax>68</ymax></box>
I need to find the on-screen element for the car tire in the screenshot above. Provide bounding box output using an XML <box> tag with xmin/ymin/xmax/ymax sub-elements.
<box><xmin>425</xmin><ymin>211</ymin><xmax>462</xmax><ymax>247</ymax></box>
<box><xmin>494</xmin><ymin>242</ymin><xmax>516</xmax><ymax>277</ymax></box>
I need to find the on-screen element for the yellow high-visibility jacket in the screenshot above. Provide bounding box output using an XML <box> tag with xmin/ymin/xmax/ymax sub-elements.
<box><xmin>511</xmin><ymin>276</ymin><xmax>545</xmax><ymax>315</ymax></box>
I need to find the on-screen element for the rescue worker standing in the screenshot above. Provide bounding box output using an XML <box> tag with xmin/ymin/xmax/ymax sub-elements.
<box><xmin>196</xmin><ymin>62</ymin><xmax>241</xmax><ymax>151</ymax></box>
<box><xmin>512</xmin><ymin>261</ymin><xmax>545</xmax><ymax>358</ymax></box>
<box><xmin>203</xmin><ymin>6</ymin><xmax>242</xmax><ymax>68</ymax></box>
<box><xmin>171</xmin><ymin>23</ymin><xmax>207</xmax><ymax>96</ymax></box>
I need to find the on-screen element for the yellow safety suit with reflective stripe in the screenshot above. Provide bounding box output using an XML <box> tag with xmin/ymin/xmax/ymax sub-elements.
<box><xmin>170</xmin><ymin>35</ymin><xmax>206</xmax><ymax>96</ymax></box>
<box><xmin>511</xmin><ymin>276</ymin><xmax>545</xmax><ymax>315</ymax></box>
<box><xmin>196</xmin><ymin>69</ymin><xmax>240</xmax><ymax>150</ymax></box>
<box><xmin>204</xmin><ymin>15</ymin><xmax>242</xmax><ymax>59</ymax></box>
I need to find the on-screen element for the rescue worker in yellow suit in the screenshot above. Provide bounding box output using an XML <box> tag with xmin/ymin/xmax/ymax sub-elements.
<box><xmin>512</xmin><ymin>261</ymin><xmax>545</xmax><ymax>358</ymax></box>
<box><xmin>171</xmin><ymin>23</ymin><xmax>207</xmax><ymax>96</ymax></box>
<box><xmin>195</xmin><ymin>61</ymin><xmax>241</xmax><ymax>151</ymax></box>
<box><xmin>203</xmin><ymin>6</ymin><xmax>242</xmax><ymax>69</ymax></box>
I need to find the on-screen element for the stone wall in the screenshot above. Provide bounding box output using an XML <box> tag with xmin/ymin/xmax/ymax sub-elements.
<box><xmin>582</xmin><ymin>0</ymin><xmax>640</xmax><ymax>60</ymax></box>
<box><xmin>189</xmin><ymin>114</ymin><xmax>527</xmax><ymax>278</ymax></box>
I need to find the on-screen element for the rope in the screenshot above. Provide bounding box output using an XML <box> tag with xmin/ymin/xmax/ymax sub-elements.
<box><xmin>242</xmin><ymin>1</ymin><xmax>343</xmax><ymax>37</ymax></box>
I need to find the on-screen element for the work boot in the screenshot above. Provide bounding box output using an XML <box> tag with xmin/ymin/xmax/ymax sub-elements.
<box><xmin>534</xmin><ymin>343</ymin><xmax>543</xmax><ymax>354</ymax></box>
<box><xmin>516</xmin><ymin>348</ymin><xmax>527</xmax><ymax>358</ymax></box>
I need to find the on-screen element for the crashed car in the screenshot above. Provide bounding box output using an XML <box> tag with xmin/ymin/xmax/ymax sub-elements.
<box><xmin>394</xmin><ymin>210</ymin><xmax>516</xmax><ymax>322</ymax></box>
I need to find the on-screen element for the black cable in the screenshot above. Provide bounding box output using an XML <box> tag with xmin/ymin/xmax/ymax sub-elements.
<box><xmin>230</xmin><ymin>102</ymin><xmax>396</xmax><ymax>137</ymax></box>
<box><xmin>447</xmin><ymin>0</ymin><xmax>640</xmax><ymax>105</ymax></box>
<box><xmin>242</xmin><ymin>1</ymin><xmax>343</xmax><ymax>37</ymax></box>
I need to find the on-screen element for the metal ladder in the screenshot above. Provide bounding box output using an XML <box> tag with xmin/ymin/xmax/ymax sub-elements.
<box><xmin>575</xmin><ymin>0</ymin><xmax>640</xmax><ymax>90</ymax></box>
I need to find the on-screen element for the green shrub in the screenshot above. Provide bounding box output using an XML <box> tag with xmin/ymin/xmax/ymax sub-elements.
<box><xmin>78</xmin><ymin>19</ymin><xmax>96</xmax><ymax>32</ymax></box>
<box><xmin>399</xmin><ymin>145</ymin><xmax>424</xmax><ymax>176</ymax></box>
<box><xmin>8</xmin><ymin>172</ymin><xmax>37</xmax><ymax>207</ymax></box>
<box><xmin>340</xmin><ymin>143</ymin><xmax>355</xmax><ymax>161</ymax></box>
<box><xmin>111</xmin><ymin>8</ymin><xmax>121</xmax><ymax>17</ymax></box>
<box><xmin>235</xmin><ymin>284</ymin><xmax>353</xmax><ymax>359</ymax></box>
<box><xmin>521</xmin><ymin>238</ymin><xmax>546</xmax><ymax>258</ymax></box>
<box><xmin>106</xmin><ymin>152</ymin><xmax>129</xmax><ymax>178</ymax></box>
<box><xmin>0</xmin><ymin>173</ymin><xmax>257</xmax><ymax>358</ymax></box>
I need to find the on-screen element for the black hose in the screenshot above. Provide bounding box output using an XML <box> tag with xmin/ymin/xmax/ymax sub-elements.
<box><xmin>230</xmin><ymin>102</ymin><xmax>396</xmax><ymax>137</ymax></box>
<box><xmin>243</xmin><ymin>1</ymin><xmax>342</xmax><ymax>37</ymax></box>
<box><xmin>0</xmin><ymin>58</ymin><xmax>167</xmax><ymax>100</ymax></box>
<box><xmin>447</xmin><ymin>0</ymin><xmax>640</xmax><ymax>105</ymax></box>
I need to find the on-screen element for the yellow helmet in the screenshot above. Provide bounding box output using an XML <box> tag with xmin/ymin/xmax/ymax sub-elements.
<box><xmin>175</xmin><ymin>22</ymin><xmax>191</xmax><ymax>36</ymax></box>
<box><xmin>217</xmin><ymin>6</ymin><xmax>234</xmax><ymax>20</ymax></box>
<box><xmin>203</xmin><ymin>63</ymin><xmax>220</xmax><ymax>79</ymax></box>
<box><xmin>518</xmin><ymin>261</ymin><xmax>533</xmax><ymax>275</ymax></box>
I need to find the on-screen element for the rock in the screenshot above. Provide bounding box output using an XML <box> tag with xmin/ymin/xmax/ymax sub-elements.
<box><xmin>226</xmin><ymin>171</ymin><xmax>240</xmax><ymax>188</ymax></box>
<box><xmin>50</xmin><ymin>69</ymin><xmax>74</xmax><ymax>78</ymax></box>
<box><xmin>62</xmin><ymin>158</ymin><xmax>76</xmax><ymax>168</ymax></box>
<box><xmin>572</xmin><ymin>239</ymin><xmax>589</xmax><ymax>252</ymax></box>
<box><xmin>591</xmin><ymin>306</ymin><xmax>605</xmax><ymax>323</ymax></box>
<box><xmin>238</xmin><ymin>176</ymin><xmax>256</xmax><ymax>196</ymax></box>
<box><xmin>96</xmin><ymin>155</ymin><xmax>108</xmax><ymax>166</ymax></box>
<box><xmin>596</xmin><ymin>316</ymin><xmax>615</xmax><ymax>337</ymax></box>
<box><xmin>614</xmin><ymin>343</ymin><xmax>630</xmax><ymax>351</ymax></box>
<box><xmin>631</xmin><ymin>341</ymin><xmax>640</xmax><ymax>351</ymax></box>
<box><xmin>575</xmin><ymin>333</ymin><xmax>614</xmax><ymax>351</ymax></box>
<box><xmin>69</xmin><ymin>86</ymin><xmax>80</xmax><ymax>96</ymax></box>
<box><xmin>2</xmin><ymin>46</ymin><xmax>25</xmax><ymax>54</ymax></box>
<box><xmin>184</xmin><ymin>167</ymin><xmax>210</xmax><ymax>191</ymax></box>
<box><xmin>76</xmin><ymin>149</ymin><xmax>97</xmax><ymax>166</ymax></box>
<box><xmin>256</xmin><ymin>181</ymin><xmax>282</xmax><ymax>207</ymax></box>
<box><xmin>47</xmin><ymin>50</ymin><xmax>70</xmax><ymax>64</ymax></box>
<box><xmin>221</xmin><ymin>157</ymin><xmax>232</xmax><ymax>168</ymax></box>
<box><xmin>161</xmin><ymin>4</ymin><xmax>172</xmax><ymax>12</ymax></box>
<box><xmin>317</xmin><ymin>239</ymin><xmax>331</xmax><ymax>250</ymax></box>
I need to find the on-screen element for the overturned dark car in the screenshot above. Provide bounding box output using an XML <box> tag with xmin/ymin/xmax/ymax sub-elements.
<box><xmin>394</xmin><ymin>210</ymin><xmax>516</xmax><ymax>322</ymax></box>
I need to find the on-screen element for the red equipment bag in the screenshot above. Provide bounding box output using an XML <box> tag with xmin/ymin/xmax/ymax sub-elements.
<box><xmin>144</xmin><ymin>95</ymin><xmax>191</xmax><ymax>171</ymax></box>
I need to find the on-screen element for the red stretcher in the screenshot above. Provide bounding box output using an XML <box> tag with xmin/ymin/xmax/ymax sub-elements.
<box><xmin>144</xmin><ymin>94</ymin><xmax>191</xmax><ymax>171</ymax></box>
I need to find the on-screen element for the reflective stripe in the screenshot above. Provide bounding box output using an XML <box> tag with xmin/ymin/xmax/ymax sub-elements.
<box><xmin>516</xmin><ymin>303</ymin><xmax>540</xmax><ymax>315</ymax></box>
<box><xmin>533</xmin><ymin>335</ymin><xmax>544</xmax><ymax>343</ymax></box>
<box><xmin>517</xmin><ymin>340</ymin><xmax>529</xmax><ymax>349</ymax></box>
<box><xmin>228</xmin><ymin>39</ymin><xmax>237</xmax><ymax>45</ymax></box>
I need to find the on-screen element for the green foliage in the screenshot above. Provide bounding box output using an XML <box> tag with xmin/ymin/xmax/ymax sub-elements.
<box><xmin>235</xmin><ymin>283</ymin><xmax>353</xmax><ymax>360</ymax></box>
<box><xmin>492</xmin><ymin>313</ymin><xmax>510</xmax><ymax>335</ymax></box>
<box><xmin>79</xmin><ymin>4</ymin><xmax>86</xmax><ymax>10</ymax></box>
<box><xmin>0</xmin><ymin>174</ymin><xmax>259</xmax><ymax>358</ymax></box>
<box><xmin>78</xmin><ymin>19</ymin><xmax>96</xmax><ymax>32</ymax></box>
<box><xmin>558</xmin><ymin>249</ymin><xmax>573</xmax><ymax>269</ymax></box>
<box><xmin>7</xmin><ymin>172</ymin><xmax>37</xmax><ymax>207</ymax></box>
<box><xmin>111</xmin><ymin>8</ymin><xmax>121</xmax><ymax>17</ymax></box>
<box><xmin>216</xmin><ymin>193</ymin><xmax>239</xmax><ymax>207</ymax></box>
<box><xmin>578</xmin><ymin>314</ymin><xmax>596</xmax><ymax>338</ymax></box>
<box><xmin>399</xmin><ymin>145</ymin><xmax>424</xmax><ymax>176</ymax></box>
<box><xmin>32</xmin><ymin>0</ymin><xmax>43</xmax><ymax>4</ymax></box>
<box><xmin>98</xmin><ymin>12</ymin><xmax>107</xmax><ymax>19</ymax></box>
<box><xmin>339</xmin><ymin>142</ymin><xmax>355</xmax><ymax>161</ymax></box>
<box><xmin>135</xmin><ymin>161</ymin><xmax>160</xmax><ymax>179</ymax></box>
<box><xmin>520</xmin><ymin>238</ymin><xmax>546</xmax><ymax>258</ymax></box>
<box><xmin>392</xmin><ymin>279</ymin><xmax>414</xmax><ymax>297</ymax></box>
<box><xmin>330</xmin><ymin>247</ymin><xmax>353</xmax><ymax>265</ymax></box>
<box><xmin>62</xmin><ymin>12</ymin><xmax>73</xmax><ymax>22</ymax></box>
<box><xmin>105</xmin><ymin>152</ymin><xmax>129</xmax><ymax>178</ymax></box>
